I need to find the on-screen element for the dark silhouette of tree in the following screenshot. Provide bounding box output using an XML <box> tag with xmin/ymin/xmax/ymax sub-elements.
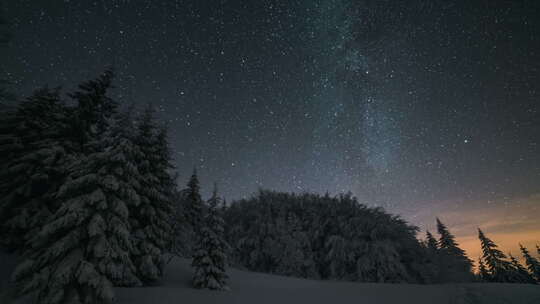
<box><xmin>435</xmin><ymin>218</ymin><xmax>473</xmax><ymax>282</ymax></box>
<box><xmin>478</xmin><ymin>229</ymin><xmax>513</xmax><ymax>283</ymax></box>
<box><xmin>521</xmin><ymin>244</ymin><xmax>540</xmax><ymax>282</ymax></box>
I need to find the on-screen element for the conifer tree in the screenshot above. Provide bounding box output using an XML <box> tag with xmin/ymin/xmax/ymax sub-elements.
<box><xmin>69</xmin><ymin>69</ymin><xmax>116</xmax><ymax>151</ymax></box>
<box><xmin>185</xmin><ymin>168</ymin><xmax>203</xmax><ymax>230</ymax></box>
<box><xmin>192</xmin><ymin>184</ymin><xmax>229</xmax><ymax>290</ymax></box>
<box><xmin>436</xmin><ymin>218</ymin><xmax>473</xmax><ymax>282</ymax></box>
<box><xmin>477</xmin><ymin>257</ymin><xmax>490</xmax><ymax>282</ymax></box>
<box><xmin>422</xmin><ymin>230</ymin><xmax>440</xmax><ymax>282</ymax></box>
<box><xmin>130</xmin><ymin>106</ymin><xmax>175</xmax><ymax>284</ymax></box>
<box><xmin>12</xmin><ymin>74</ymin><xmax>142</xmax><ymax>303</ymax></box>
<box><xmin>478</xmin><ymin>228</ymin><xmax>513</xmax><ymax>282</ymax></box>
<box><xmin>180</xmin><ymin>169</ymin><xmax>204</xmax><ymax>255</ymax></box>
<box><xmin>508</xmin><ymin>253</ymin><xmax>535</xmax><ymax>284</ymax></box>
<box><xmin>0</xmin><ymin>88</ymin><xmax>70</xmax><ymax>250</ymax></box>
<box><xmin>520</xmin><ymin>244</ymin><xmax>540</xmax><ymax>282</ymax></box>
<box><xmin>425</xmin><ymin>230</ymin><xmax>438</xmax><ymax>252</ymax></box>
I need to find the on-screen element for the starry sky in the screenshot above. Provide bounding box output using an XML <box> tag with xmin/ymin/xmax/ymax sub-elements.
<box><xmin>1</xmin><ymin>0</ymin><xmax>539</xmax><ymax>258</ymax></box>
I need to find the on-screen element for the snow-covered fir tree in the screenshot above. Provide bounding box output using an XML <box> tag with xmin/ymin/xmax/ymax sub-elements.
<box><xmin>130</xmin><ymin>106</ymin><xmax>175</xmax><ymax>284</ymax></box>
<box><xmin>478</xmin><ymin>228</ymin><xmax>514</xmax><ymax>283</ymax></box>
<box><xmin>0</xmin><ymin>87</ymin><xmax>70</xmax><ymax>250</ymax></box>
<box><xmin>520</xmin><ymin>244</ymin><xmax>540</xmax><ymax>282</ymax></box>
<box><xmin>185</xmin><ymin>169</ymin><xmax>204</xmax><ymax>231</ymax></box>
<box><xmin>179</xmin><ymin>169</ymin><xmax>204</xmax><ymax>255</ymax></box>
<box><xmin>436</xmin><ymin>218</ymin><xmax>473</xmax><ymax>282</ymax></box>
<box><xmin>192</xmin><ymin>184</ymin><xmax>229</xmax><ymax>290</ymax></box>
<box><xmin>12</xmin><ymin>74</ymin><xmax>144</xmax><ymax>303</ymax></box>
<box><xmin>69</xmin><ymin>69</ymin><xmax>117</xmax><ymax>152</ymax></box>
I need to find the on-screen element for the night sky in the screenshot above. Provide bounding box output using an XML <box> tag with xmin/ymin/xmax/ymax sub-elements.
<box><xmin>2</xmin><ymin>0</ymin><xmax>539</xmax><ymax>257</ymax></box>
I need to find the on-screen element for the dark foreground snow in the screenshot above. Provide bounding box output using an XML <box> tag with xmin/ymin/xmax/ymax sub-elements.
<box><xmin>2</xmin><ymin>253</ymin><xmax>540</xmax><ymax>304</ymax></box>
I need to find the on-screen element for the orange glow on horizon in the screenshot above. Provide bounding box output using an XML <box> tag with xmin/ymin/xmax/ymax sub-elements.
<box><xmin>407</xmin><ymin>193</ymin><xmax>540</xmax><ymax>267</ymax></box>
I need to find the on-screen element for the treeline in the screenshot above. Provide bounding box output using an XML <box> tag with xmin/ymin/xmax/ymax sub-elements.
<box><xmin>222</xmin><ymin>190</ymin><xmax>470</xmax><ymax>283</ymax></box>
<box><xmin>222</xmin><ymin>190</ymin><xmax>540</xmax><ymax>285</ymax></box>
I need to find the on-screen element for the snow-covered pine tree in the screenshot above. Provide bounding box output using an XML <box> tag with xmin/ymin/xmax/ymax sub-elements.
<box><xmin>508</xmin><ymin>253</ymin><xmax>536</xmax><ymax>284</ymax></box>
<box><xmin>12</xmin><ymin>90</ymin><xmax>143</xmax><ymax>303</ymax></box>
<box><xmin>0</xmin><ymin>87</ymin><xmax>70</xmax><ymax>250</ymax></box>
<box><xmin>152</xmin><ymin>124</ymin><xmax>176</xmax><ymax>253</ymax></box>
<box><xmin>520</xmin><ymin>244</ymin><xmax>540</xmax><ymax>282</ymax></box>
<box><xmin>477</xmin><ymin>257</ymin><xmax>490</xmax><ymax>282</ymax></box>
<box><xmin>192</xmin><ymin>184</ymin><xmax>229</xmax><ymax>290</ymax></box>
<box><xmin>179</xmin><ymin>168</ymin><xmax>204</xmax><ymax>255</ymax></box>
<box><xmin>436</xmin><ymin>218</ymin><xmax>473</xmax><ymax>282</ymax></box>
<box><xmin>69</xmin><ymin>69</ymin><xmax>117</xmax><ymax>152</ymax></box>
<box><xmin>477</xmin><ymin>228</ymin><xmax>514</xmax><ymax>283</ymax></box>
<box><xmin>130</xmin><ymin>106</ymin><xmax>174</xmax><ymax>284</ymax></box>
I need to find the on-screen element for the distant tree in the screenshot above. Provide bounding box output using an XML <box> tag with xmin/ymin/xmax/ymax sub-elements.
<box><xmin>185</xmin><ymin>169</ymin><xmax>203</xmax><ymax>230</ymax></box>
<box><xmin>425</xmin><ymin>230</ymin><xmax>438</xmax><ymax>253</ymax></box>
<box><xmin>180</xmin><ymin>168</ymin><xmax>204</xmax><ymax>255</ymax></box>
<box><xmin>508</xmin><ymin>253</ymin><xmax>536</xmax><ymax>284</ymax></box>
<box><xmin>520</xmin><ymin>244</ymin><xmax>540</xmax><ymax>282</ymax></box>
<box><xmin>436</xmin><ymin>218</ymin><xmax>473</xmax><ymax>282</ymax></box>
<box><xmin>422</xmin><ymin>230</ymin><xmax>440</xmax><ymax>283</ymax></box>
<box><xmin>478</xmin><ymin>229</ymin><xmax>513</xmax><ymax>283</ymax></box>
<box><xmin>477</xmin><ymin>257</ymin><xmax>490</xmax><ymax>282</ymax></box>
<box><xmin>192</xmin><ymin>184</ymin><xmax>229</xmax><ymax>290</ymax></box>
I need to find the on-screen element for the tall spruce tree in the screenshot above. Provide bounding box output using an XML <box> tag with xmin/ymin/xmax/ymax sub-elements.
<box><xmin>478</xmin><ymin>228</ymin><xmax>513</xmax><ymax>282</ymax></box>
<box><xmin>477</xmin><ymin>257</ymin><xmax>489</xmax><ymax>282</ymax></box>
<box><xmin>0</xmin><ymin>88</ymin><xmax>70</xmax><ymax>250</ymax></box>
<box><xmin>181</xmin><ymin>169</ymin><xmax>204</xmax><ymax>255</ymax></box>
<box><xmin>508</xmin><ymin>253</ymin><xmax>536</xmax><ymax>284</ymax></box>
<box><xmin>185</xmin><ymin>169</ymin><xmax>203</xmax><ymax>229</ymax></box>
<box><xmin>130</xmin><ymin>106</ymin><xmax>175</xmax><ymax>283</ymax></box>
<box><xmin>436</xmin><ymin>218</ymin><xmax>473</xmax><ymax>282</ymax></box>
<box><xmin>69</xmin><ymin>69</ymin><xmax>116</xmax><ymax>151</ymax></box>
<box><xmin>12</xmin><ymin>73</ymin><xmax>142</xmax><ymax>304</ymax></box>
<box><xmin>520</xmin><ymin>244</ymin><xmax>540</xmax><ymax>282</ymax></box>
<box><xmin>192</xmin><ymin>184</ymin><xmax>229</xmax><ymax>290</ymax></box>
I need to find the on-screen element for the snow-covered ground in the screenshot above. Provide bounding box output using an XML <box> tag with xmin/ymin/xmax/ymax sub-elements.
<box><xmin>2</xmin><ymin>253</ymin><xmax>540</xmax><ymax>304</ymax></box>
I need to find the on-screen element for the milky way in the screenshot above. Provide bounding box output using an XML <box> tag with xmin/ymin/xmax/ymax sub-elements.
<box><xmin>2</xmin><ymin>1</ymin><xmax>540</xmax><ymax>249</ymax></box>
